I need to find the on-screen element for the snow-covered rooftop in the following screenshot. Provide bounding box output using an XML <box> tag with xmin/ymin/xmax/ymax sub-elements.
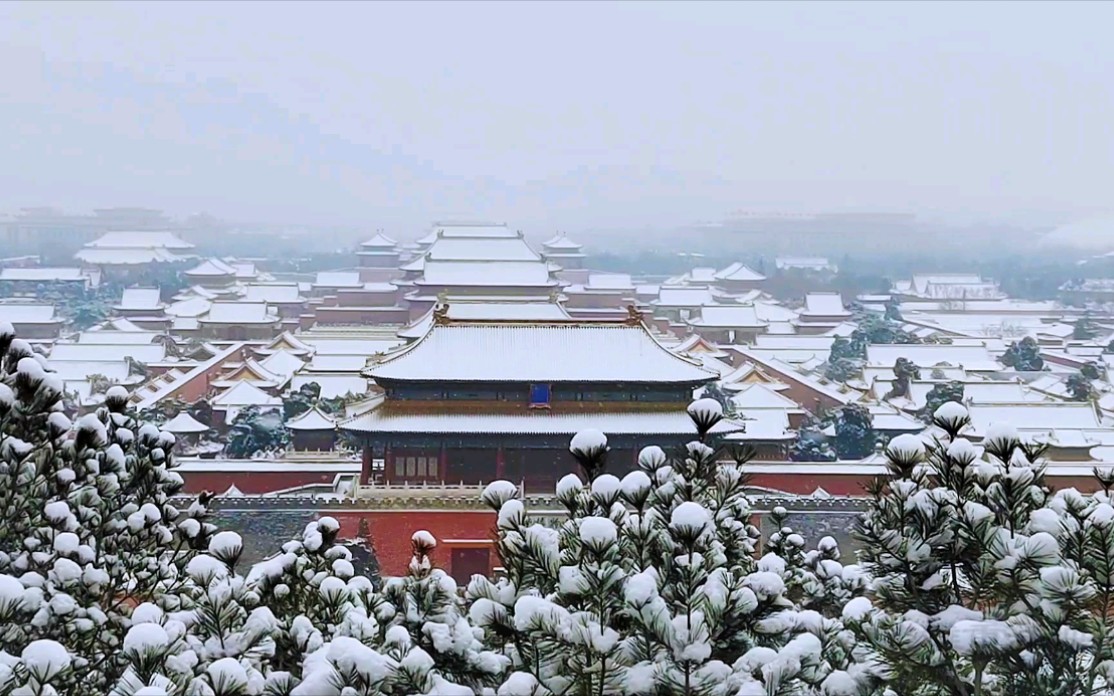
<box><xmin>730</xmin><ymin>383</ymin><xmax>802</xmax><ymax>410</ymax></box>
<box><xmin>313</xmin><ymin>271</ymin><xmax>363</xmax><ymax>288</ymax></box>
<box><xmin>286</xmin><ymin>406</ymin><xmax>337</xmax><ymax>431</ymax></box>
<box><xmin>865</xmin><ymin>344</ymin><xmax>997</xmax><ymax>369</ymax></box>
<box><xmin>965</xmin><ymin>403</ymin><xmax>1102</xmax><ymax>435</ymax></box>
<box><xmin>654</xmin><ymin>286</ymin><xmax>716</xmax><ymax>307</ymax></box>
<box><xmin>585</xmin><ymin>273</ymin><xmax>635</xmax><ymax>291</ymax></box>
<box><xmin>290</xmin><ymin>374</ymin><xmax>370</xmax><ymax>399</ymax></box>
<box><xmin>688</xmin><ymin>305</ymin><xmax>767</xmax><ymax>329</ymax></box>
<box><xmin>211</xmin><ymin>381</ymin><xmax>281</xmax><ymax>407</ymax></box>
<box><xmin>359</xmin><ymin>232</ymin><xmax>398</xmax><ymax>249</ymax></box>
<box><xmin>76</xmin><ymin>330</ymin><xmax>158</xmax><ymax>345</ymax></box>
<box><xmin>801</xmin><ymin>293</ymin><xmax>850</xmax><ymax>317</ymax></box>
<box><xmin>83</xmin><ymin>231</ymin><xmax>194</xmax><ymax>249</ymax></box>
<box><xmin>714</xmin><ymin>262</ymin><xmax>766</xmax><ymax>282</ymax></box>
<box><xmin>430</xmin><ymin>222</ymin><xmax>518</xmax><ymax>239</ymax></box>
<box><xmin>399</xmin><ymin>301</ymin><xmax>574</xmax><ymax>340</ymax></box>
<box><xmin>418</xmin><ymin>260</ymin><xmax>554</xmax><ymax>287</ymax></box>
<box><xmin>258</xmin><ymin>349</ymin><xmax>306</xmax><ymax>379</ymax></box>
<box><xmin>368</xmin><ymin>321</ymin><xmax>717</xmax><ymax>383</ymax></box>
<box><xmin>166</xmin><ymin>297</ymin><xmax>212</xmax><ymax>318</ymax></box>
<box><xmin>74</xmin><ymin>248</ymin><xmax>187</xmax><ymax>265</ymax></box>
<box><xmin>162</xmin><ymin>412</ymin><xmax>210</xmax><ymax>434</ymax></box>
<box><xmin>117</xmin><ymin>287</ymin><xmax>163</xmax><ymax>311</ymax></box>
<box><xmin>1</xmin><ymin>302</ymin><xmax>58</xmax><ymax>323</ymax></box>
<box><xmin>307</xmin><ymin>354</ymin><xmax>370</xmax><ymax>372</ymax></box>
<box><xmin>200</xmin><ymin>302</ymin><xmax>277</xmax><ymax>325</ymax></box>
<box><xmin>775</xmin><ymin>257</ymin><xmax>835</xmax><ymax>270</ymax></box>
<box><xmin>342</xmin><ymin>404</ymin><xmax>743</xmax><ymax>436</ymax></box>
<box><xmin>184</xmin><ymin>258</ymin><xmax>237</xmax><ymax>277</ymax></box>
<box><xmin>0</xmin><ymin>267</ymin><xmax>85</xmax><ymax>282</ymax></box>
<box><xmin>243</xmin><ymin>284</ymin><xmax>302</xmax><ymax>304</ymax></box>
<box><xmin>50</xmin><ymin>342</ymin><xmax>167</xmax><ymax>363</ymax></box>
<box><xmin>425</xmin><ymin>237</ymin><xmax>540</xmax><ymax>262</ymax></box>
<box><xmin>542</xmin><ymin>234</ymin><xmax>583</xmax><ymax>251</ymax></box>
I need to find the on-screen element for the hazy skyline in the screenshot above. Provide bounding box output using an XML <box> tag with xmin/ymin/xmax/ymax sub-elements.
<box><xmin>1</xmin><ymin>1</ymin><xmax>1112</xmax><ymax>233</ymax></box>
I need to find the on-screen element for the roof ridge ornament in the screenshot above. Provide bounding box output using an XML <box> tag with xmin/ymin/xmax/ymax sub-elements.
<box><xmin>625</xmin><ymin>305</ymin><xmax>643</xmax><ymax>326</ymax></box>
<box><xmin>433</xmin><ymin>303</ymin><xmax>452</xmax><ymax>326</ymax></box>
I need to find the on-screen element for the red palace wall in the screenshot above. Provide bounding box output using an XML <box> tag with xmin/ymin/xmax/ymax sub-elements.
<box><xmin>331</xmin><ymin>510</ymin><xmax>498</xmax><ymax>579</ymax></box>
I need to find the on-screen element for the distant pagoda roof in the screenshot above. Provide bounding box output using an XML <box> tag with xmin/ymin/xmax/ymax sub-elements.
<box><xmin>360</xmin><ymin>232</ymin><xmax>398</xmax><ymax>249</ymax></box>
<box><xmin>542</xmin><ymin>233</ymin><xmax>583</xmax><ymax>251</ymax></box>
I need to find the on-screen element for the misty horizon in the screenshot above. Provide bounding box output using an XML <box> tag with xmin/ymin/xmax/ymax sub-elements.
<box><xmin>2</xmin><ymin>1</ymin><xmax>1113</xmax><ymax>233</ymax></box>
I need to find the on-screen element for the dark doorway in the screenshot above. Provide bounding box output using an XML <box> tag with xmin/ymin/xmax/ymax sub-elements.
<box><xmin>450</xmin><ymin>547</ymin><xmax>490</xmax><ymax>585</ymax></box>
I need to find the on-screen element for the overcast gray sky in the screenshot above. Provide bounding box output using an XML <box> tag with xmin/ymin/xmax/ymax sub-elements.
<box><xmin>1</xmin><ymin>1</ymin><xmax>1111</xmax><ymax>232</ymax></box>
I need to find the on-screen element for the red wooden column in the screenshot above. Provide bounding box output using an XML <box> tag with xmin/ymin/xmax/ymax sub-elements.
<box><xmin>495</xmin><ymin>446</ymin><xmax>506</xmax><ymax>480</ymax></box>
<box><xmin>439</xmin><ymin>443</ymin><xmax>448</xmax><ymax>483</ymax></box>
<box><xmin>383</xmin><ymin>445</ymin><xmax>393</xmax><ymax>484</ymax></box>
<box><xmin>362</xmin><ymin>446</ymin><xmax>373</xmax><ymax>484</ymax></box>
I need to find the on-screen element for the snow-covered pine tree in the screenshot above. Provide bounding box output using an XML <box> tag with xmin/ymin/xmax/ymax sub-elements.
<box><xmin>0</xmin><ymin>323</ymin><xmax>215</xmax><ymax>695</ymax></box>
<box><xmin>467</xmin><ymin>399</ymin><xmax>868</xmax><ymax>696</ymax></box>
<box><xmin>851</xmin><ymin>400</ymin><xmax>1114</xmax><ymax>695</ymax></box>
<box><xmin>292</xmin><ymin>529</ymin><xmax>507</xmax><ymax>695</ymax></box>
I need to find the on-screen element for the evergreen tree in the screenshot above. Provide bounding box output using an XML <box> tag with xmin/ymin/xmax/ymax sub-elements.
<box><xmin>283</xmin><ymin>383</ymin><xmax>322</xmax><ymax>422</ymax></box>
<box><xmin>1080</xmin><ymin>361</ymin><xmax>1105</xmax><ymax>381</ymax></box>
<box><xmin>1073</xmin><ymin>315</ymin><xmax>1097</xmax><ymax>340</ymax></box>
<box><xmin>466</xmin><ymin>399</ymin><xmax>871</xmax><ymax>695</ymax></box>
<box><xmin>832</xmin><ymin>404</ymin><xmax>876</xmax><ymax>460</ymax></box>
<box><xmin>225</xmin><ymin>406</ymin><xmax>288</xmax><ymax>458</ymax></box>
<box><xmin>920</xmin><ymin>380</ymin><xmax>965</xmax><ymax>423</ymax></box>
<box><xmin>852</xmin><ymin>401</ymin><xmax>1114</xmax><ymax>695</ymax></box>
<box><xmin>0</xmin><ymin>322</ymin><xmax>215</xmax><ymax>694</ymax></box>
<box><xmin>790</xmin><ymin>416</ymin><xmax>837</xmax><ymax>462</ymax></box>
<box><xmin>1001</xmin><ymin>336</ymin><xmax>1045</xmax><ymax>371</ymax></box>
<box><xmin>1066</xmin><ymin>373</ymin><xmax>1095</xmax><ymax>402</ymax></box>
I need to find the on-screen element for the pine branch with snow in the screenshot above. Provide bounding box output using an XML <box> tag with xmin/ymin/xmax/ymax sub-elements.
<box><xmin>0</xmin><ymin>327</ymin><xmax>217</xmax><ymax>694</ymax></box>
<box><xmin>851</xmin><ymin>400</ymin><xmax>1114</xmax><ymax>695</ymax></box>
<box><xmin>469</xmin><ymin>407</ymin><xmax>872</xmax><ymax>696</ymax></box>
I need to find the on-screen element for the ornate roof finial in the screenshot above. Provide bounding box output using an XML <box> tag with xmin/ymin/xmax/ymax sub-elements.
<box><xmin>433</xmin><ymin>303</ymin><xmax>451</xmax><ymax>325</ymax></box>
<box><xmin>625</xmin><ymin>305</ymin><xmax>643</xmax><ymax>326</ymax></box>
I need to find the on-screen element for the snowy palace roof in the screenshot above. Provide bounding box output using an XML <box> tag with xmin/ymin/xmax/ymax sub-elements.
<box><xmin>399</xmin><ymin>301</ymin><xmax>573</xmax><ymax>340</ymax></box>
<box><xmin>542</xmin><ymin>234</ymin><xmax>583</xmax><ymax>251</ymax></box>
<box><xmin>341</xmin><ymin>403</ymin><xmax>744</xmax><ymax>436</ymax></box>
<box><xmin>366</xmin><ymin>319</ymin><xmax>717</xmax><ymax>384</ymax></box>
<box><xmin>424</xmin><ymin>237</ymin><xmax>541</xmax><ymax>262</ymax></box>
<box><xmin>83</xmin><ymin>231</ymin><xmax>194</xmax><ymax>249</ymax></box>
<box><xmin>285</xmin><ymin>406</ymin><xmax>337</xmax><ymax>431</ymax></box>
<box><xmin>714</xmin><ymin>262</ymin><xmax>766</xmax><ymax>282</ymax></box>
<box><xmin>417</xmin><ymin>260</ymin><xmax>555</xmax><ymax>287</ymax></box>
<box><xmin>162</xmin><ymin>412</ymin><xmax>210</xmax><ymax>434</ymax></box>
<box><xmin>0</xmin><ymin>267</ymin><xmax>86</xmax><ymax>282</ymax></box>
<box><xmin>360</xmin><ymin>232</ymin><xmax>398</xmax><ymax>249</ymax></box>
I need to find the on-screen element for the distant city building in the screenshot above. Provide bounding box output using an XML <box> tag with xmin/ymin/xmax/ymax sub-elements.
<box><xmin>775</xmin><ymin>256</ymin><xmax>838</xmax><ymax>274</ymax></box>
